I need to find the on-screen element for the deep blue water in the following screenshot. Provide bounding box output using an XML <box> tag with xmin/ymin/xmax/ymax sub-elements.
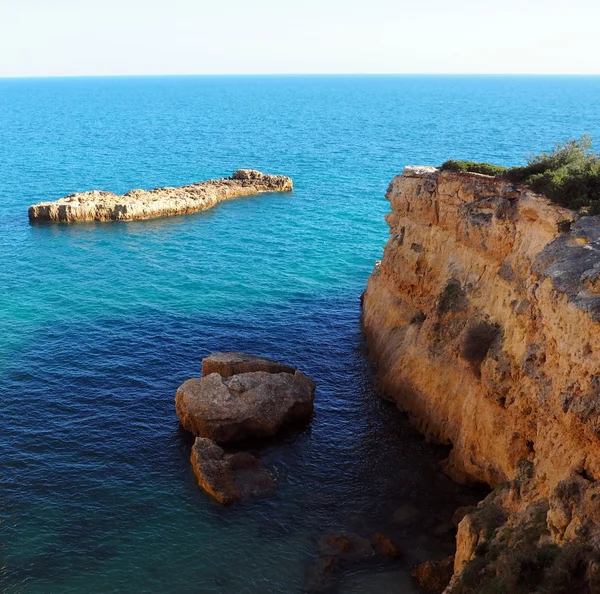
<box><xmin>2</xmin><ymin>75</ymin><xmax>600</xmax><ymax>593</ymax></box>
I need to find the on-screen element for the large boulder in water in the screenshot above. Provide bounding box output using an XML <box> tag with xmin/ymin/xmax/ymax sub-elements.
<box><xmin>176</xmin><ymin>353</ymin><xmax>316</xmax><ymax>443</ymax></box>
<box><xmin>190</xmin><ymin>437</ymin><xmax>275</xmax><ymax>504</ymax></box>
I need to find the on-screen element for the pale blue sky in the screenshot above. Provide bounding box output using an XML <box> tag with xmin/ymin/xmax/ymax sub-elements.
<box><xmin>0</xmin><ymin>0</ymin><xmax>598</xmax><ymax>77</ymax></box>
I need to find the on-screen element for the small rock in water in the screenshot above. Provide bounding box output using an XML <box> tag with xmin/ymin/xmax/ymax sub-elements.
<box><xmin>371</xmin><ymin>532</ymin><xmax>403</xmax><ymax>558</ymax></box>
<box><xmin>392</xmin><ymin>503</ymin><xmax>421</xmax><ymax>527</ymax></box>
<box><xmin>178</xmin><ymin>353</ymin><xmax>315</xmax><ymax>506</ymax></box>
<box><xmin>317</xmin><ymin>533</ymin><xmax>375</xmax><ymax>562</ymax></box>
<box><xmin>318</xmin><ymin>531</ymin><xmax>403</xmax><ymax>563</ymax></box>
<box><xmin>307</xmin><ymin>531</ymin><xmax>403</xmax><ymax>592</ymax></box>
<box><xmin>190</xmin><ymin>437</ymin><xmax>275</xmax><ymax>505</ymax></box>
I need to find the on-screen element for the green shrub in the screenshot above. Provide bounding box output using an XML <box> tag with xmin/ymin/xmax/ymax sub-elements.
<box><xmin>471</xmin><ymin>503</ymin><xmax>507</xmax><ymax>540</ymax></box>
<box><xmin>440</xmin><ymin>137</ymin><xmax>600</xmax><ymax>213</ymax></box>
<box><xmin>505</xmin><ymin>136</ymin><xmax>595</xmax><ymax>183</ymax></box>
<box><xmin>440</xmin><ymin>160</ymin><xmax>509</xmax><ymax>177</ymax></box>
<box><xmin>450</xmin><ymin>534</ymin><xmax>600</xmax><ymax>594</ymax></box>
<box><xmin>505</xmin><ymin>136</ymin><xmax>600</xmax><ymax>212</ymax></box>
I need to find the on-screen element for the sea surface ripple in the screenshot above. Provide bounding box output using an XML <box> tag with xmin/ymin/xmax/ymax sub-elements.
<box><xmin>2</xmin><ymin>75</ymin><xmax>600</xmax><ymax>593</ymax></box>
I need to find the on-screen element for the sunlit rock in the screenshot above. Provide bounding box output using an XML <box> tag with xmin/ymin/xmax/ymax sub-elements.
<box><xmin>176</xmin><ymin>353</ymin><xmax>315</xmax><ymax>443</ymax></box>
<box><xmin>28</xmin><ymin>169</ymin><xmax>293</xmax><ymax>222</ymax></box>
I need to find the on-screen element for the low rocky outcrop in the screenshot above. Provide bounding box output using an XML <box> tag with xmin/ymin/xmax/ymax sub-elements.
<box><xmin>176</xmin><ymin>353</ymin><xmax>316</xmax><ymax>443</ymax></box>
<box><xmin>190</xmin><ymin>437</ymin><xmax>275</xmax><ymax>505</ymax></box>
<box><xmin>317</xmin><ymin>532</ymin><xmax>402</xmax><ymax>561</ymax></box>
<box><xmin>28</xmin><ymin>169</ymin><xmax>293</xmax><ymax>222</ymax></box>
<box><xmin>362</xmin><ymin>166</ymin><xmax>600</xmax><ymax>592</ymax></box>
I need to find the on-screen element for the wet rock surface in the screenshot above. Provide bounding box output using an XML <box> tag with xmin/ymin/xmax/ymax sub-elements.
<box><xmin>177</xmin><ymin>353</ymin><xmax>316</xmax><ymax>505</ymax></box>
<box><xmin>190</xmin><ymin>437</ymin><xmax>275</xmax><ymax>505</ymax></box>
<box><xmin>176</xmin><ymin>366</ymin><xmax>316</xmax><ymax>443</ymax></box>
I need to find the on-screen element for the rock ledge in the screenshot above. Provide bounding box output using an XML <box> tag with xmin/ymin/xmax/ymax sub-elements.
<box><xmin>28</xmin><ymin>169</ymin><xmax>293</xmax><ymax>222</ymax></box>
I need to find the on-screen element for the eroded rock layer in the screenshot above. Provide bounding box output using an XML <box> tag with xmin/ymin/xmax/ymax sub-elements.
<box><xmin>362</xmin><ymin>166</ymin><xmax>600</xmax><ymax>592</ymax></box>
<box><xmin>28</xmin><ymin>169</ymin><xmax>293</xmax><ymax>222</ymax></box>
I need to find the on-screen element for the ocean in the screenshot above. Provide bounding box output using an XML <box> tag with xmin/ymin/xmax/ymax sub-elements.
<box><xmin>2</xmin><ymin>75</ymin><xmax>600</xmax><ymax>593</ymax></box>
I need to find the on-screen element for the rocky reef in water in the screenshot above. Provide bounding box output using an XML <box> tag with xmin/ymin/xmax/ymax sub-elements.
<box><xmin>28</xmin><ymin>169</ymin><xmax>293</xmax><ymax>222</ymax></box>
<box><xmin>363</xmin><ymin>166</ymin><xmax>600</xmax><ymax>593</ymax></box>
<box><xmin>175</xmin><ymin>352</ymin><xmax>315</xmax><ymax>504</ymax></box>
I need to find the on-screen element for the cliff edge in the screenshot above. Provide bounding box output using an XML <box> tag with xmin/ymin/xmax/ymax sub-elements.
<box><xmin>28</xmin><ymin>169</ymin><xmax>293</xmax><ymax>223</ymax></box>
<box><xmin>363</xmin><ymin>166</ymin><xmax>600</xmax><ymax>592</ymax></box>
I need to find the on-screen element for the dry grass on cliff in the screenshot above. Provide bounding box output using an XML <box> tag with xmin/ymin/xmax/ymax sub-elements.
<box><xmin>452</xmin><ymin>509</ymin><xmax>600</xmax><ymax>594</ymax></box>
<box><xmin>453</xmin><ymin>539</ymin><xmax>600</xmax><ymax>594</ymax></box>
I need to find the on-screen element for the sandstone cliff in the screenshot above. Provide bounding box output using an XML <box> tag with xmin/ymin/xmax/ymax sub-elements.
<box><xmin>28</xmin><ymin>169</ymin><xmax>292</xmax><ymax>222</ymax></box>
<box><xmin>363</xmin><ymin>166</ymin><xmax>600</xmax><ymax>592</ymax></box>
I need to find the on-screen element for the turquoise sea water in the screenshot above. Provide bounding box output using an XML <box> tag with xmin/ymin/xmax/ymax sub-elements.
<box><xmin>2</xmin><ymin>76</ymin><xmax>600</xmax><ymax>593</ymax></box>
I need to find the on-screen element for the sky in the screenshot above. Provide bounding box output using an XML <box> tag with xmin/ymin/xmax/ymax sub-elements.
<box><xmin>0</xmin><ymin>0</ymin><xmax>598</xmax><ymax>77</ymax></box>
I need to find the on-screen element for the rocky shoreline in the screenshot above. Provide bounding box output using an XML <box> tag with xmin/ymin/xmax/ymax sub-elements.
<box><xmin>363</xmin><ymin>166</ymin><xmax>600</xmax><ymax>592</ymax></box>
<box><xmin>28</xmin><ymin>169</ymin><xmax>293</xmax><ymax>222</ymax></box>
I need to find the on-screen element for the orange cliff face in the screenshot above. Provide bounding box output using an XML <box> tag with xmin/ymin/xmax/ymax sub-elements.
<box><xmin>362</xmin><ymin>166</ymin><xmax>600</xmax><ymax>591</ymax></box>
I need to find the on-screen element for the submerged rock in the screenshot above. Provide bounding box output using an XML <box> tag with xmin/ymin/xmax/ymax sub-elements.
<box><xmin>411</xmin><ymin>556</ymin><xmax>454</xmax><ymax>593</ymax></box>
<box><xmin>304</xmin><ymin>556</ymin><xmax>339</xmax><ymax>594</ymax></box>
<box><xmin>371</xmin><ymin>532</ymin><xmax>403</xmax><ymax>558</ymax></box>
<box><xmin>307</xmin><ymin>532</ymin><xmax>403</xmax><ymax>593</ymax></box>
<box><xmin>28</xmin><ymin>169</ymin><xmax>293</xmax><ymax>222</ymax></box>
<box><xmin>176</xmin><ymin>354</ymin><xmax>316</xmax><ymax>443</ymax></box>
<box><xmin>392</xmin><ymin>503</ymin><xmax>422</xmax><ymax>527</ymax></box>
<box><xmin>190</xmin><ymin>437</ymin><xmax>275</xmax><ymax>505</ymax></box>
<box><xmin>317</xmin><ymin>533</ymin><xmax>375</xmax><ymax>562</ymax></box>
<box><xmin>318</xmin><ymin>531</ymin><xmax>403</xmax><ymax>562</ymax></box>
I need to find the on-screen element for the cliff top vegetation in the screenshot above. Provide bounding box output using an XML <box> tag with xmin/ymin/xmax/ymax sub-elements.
<box><xmin>440</xmin><ymin>136</ymin><xmax>600</xmax><ymax>213</ymax></box>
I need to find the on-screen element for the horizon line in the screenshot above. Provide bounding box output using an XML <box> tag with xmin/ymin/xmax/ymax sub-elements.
<box><xmin>1</xmin><ymin>72</ymin><xmax>600</xmax><ymax>81</ymax></box>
